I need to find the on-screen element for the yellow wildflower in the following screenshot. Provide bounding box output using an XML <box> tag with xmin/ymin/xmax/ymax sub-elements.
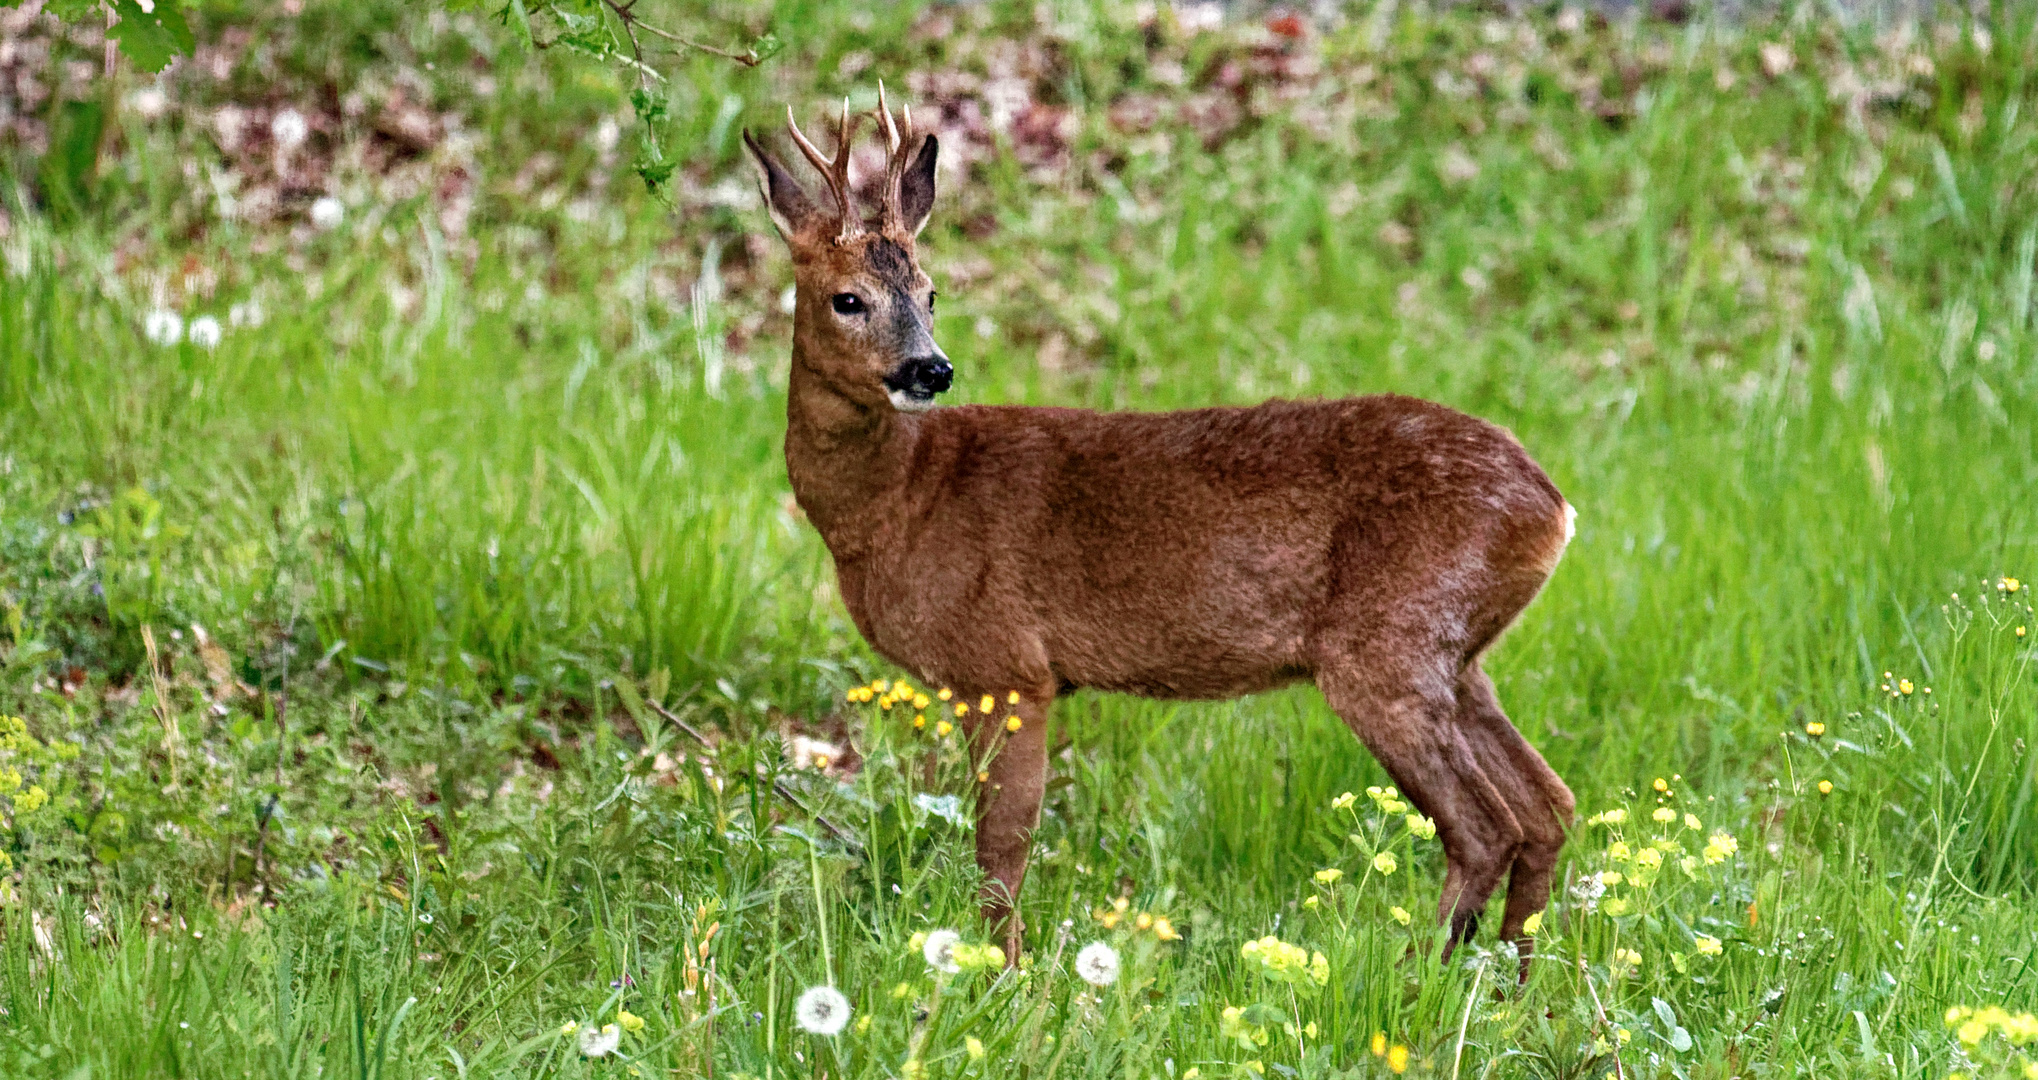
<box><xmin>1805</xmin><ymin>721</ymin><xmax>1826</xmax><ymax>736</ymax></box>
<box><xmin>954</xmin><ymin>703</ymin><xmax>968</xmax><ymax>718</ymax></box>
<box><xmin>1373</xmin><ymin>852</ymin><xmax>1398</xmax><ymax>875</ymax></box>
<box><xmin>1302</xmin><ymin>895</ymin><xmax>1320</xmax><ymax>910</ymax></box>
<box><xmin>1522</xmin><ymin>911</ymin><xmax>1543</xmax><ymax>936</ymax></box>
<box><xmin>1703</xmin><ymin>833</ymin><xmax>1739</xmax><ymax>864</ymax></box>
<box><xmin>1153</xmin><ymin>916</ymin><xmax>1179</xmax><ymax>940</ymax></box>
<box><xmin>1006</xmin><ymin>690</ymin><xmax>1021</xmax><ymax>705</ymax></box>
<box><xmin>1898</xmin><ymin>679</ymin><xmax>1914</xmax><ymax>695</ymax></box>
<box><xmin>913</xmin><ymin>714</ymin><xmax>926</xmax><ymax>729</ymax></box>
<box><xmin>1684</xmin><ymin>813</ymin><xmax>1702</xmax><ymax>830</ymax></box>
<box><xmin>617</xmin><ymin>1009</ymin><xmax>645</xmax><ymax>1034</ymax></box>
<box><xmin>976</xmin><ymin>770</ymin><xmax>989</xmax><ymax>783</ymax></box>
<box><xmin>1608</xmin><ymin>841</ymin><xmax>1632</xmax><ymax>861</ymax></box>
<box><xmin>936</xmin><ymin>720</ymin><xmax>954</xmax><ymax>737</ymax></box>
<box><xmin>1601</xmin><ymin>808</ymin><xmax>1628</xmax><ymax>825</ymax></box>
<box><xmin>1006</xmin><ymin>715</ymin><xmax>1023</xmax><ymax>732</ymax></box>
<box><xmin>1372</xmin><ymin>1032</ymin><xmax>1388</xmax><ymax>1057</ymax></box>
<box><xmin>938</xmin><ymin>687</ymin><xmax>953</xmax><ymax>701</ymax></box>
<box><xmin>1653</xmin><ymin>807</ymin><xmax>1676</xmax><ymax>823</ymax></box>
<box><xmin>966</xmin><ymin>1036</ymin><xmax>985</xmax><ymax>1060</ymax></box>
<box><xmin>1600</xmin><ymin>870</ymin><xmax>1624</xmax><ymax>887</ymax></box>
<box><xmin>873</xmin><ymin>679</ymin><xmax>888</xmax><ymax>692</ymax></box>
<box><xmin>979</xmin><ymin>695</ymin><xmax>995</xmax><ymax>713</ymax></box>
<box><xmin>560</xmin><ymin>1021</ymin><xmax>579</xmax><ymax>1036</ymax></box>
<box><xmin>1387</xmin><ymin>1045</ymin><xmax>1410</xmax><ymax>1074</ymax></box>
<box><xmin>1818</xmin><ymin>780</ymin><xmax>1833</xmax><ymax>795</ymax></box>
<box><xmin>1653</xmin><ymin>777</ymin><xmax>1669</xmax><ymax>793</ymax></box>
<box><xmin>913</xmin><ymin>694</ymin><xmax>930</xmax><ymax>710</ymax></box>
<box><xmin>1389</xmin><ymin>905</ymin><xmax>1411</xmax><ymax>926</ymax></box>
<box><xmin>1694</xmin><ymin>934</ymin><xmax>1722</xmax><ymax>956</ymax></box>
<box><xmin>1406</xmin><ymin>814</ymin><xmax>1436</xmax><ymax>839</ymax></box>
<box><xmin>1331</xmin><ymin>792</ymin><xmax>1357</xmax><ymax>810</ymax></box>
<box><xmin>1135</xmin><ymin>911</ymin><xmax>1153</xmax><ymax>931</ymax></box>
<box><xmin>1314</xmin><ymin>868</ymin><xmax>1343</xmax><ymax>884</ymax></box>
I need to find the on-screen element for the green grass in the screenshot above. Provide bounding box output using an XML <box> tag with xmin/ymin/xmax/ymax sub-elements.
<box><xmin>4</xmin><ymin>1</ymin><xmax>2038</xmax><ymax>1076</ymax></box>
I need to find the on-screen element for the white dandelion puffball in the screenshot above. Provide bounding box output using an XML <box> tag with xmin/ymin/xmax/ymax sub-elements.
<box><xmin>578</xmin><ymin>1022</ymin><xmax>620</xmax><ymax>1057</ymax></box>
<box><xmin>144</xmin><ymin>309</ymin><xmax>183</xmax><ymax>346</ymax></box>
<box><xmin>922</xmin><ymin>928</ymin><xmax>962</xmax><ymax>973</ymax></box>
<box><xmin>1075</xmin><ymin>941</ymin><xmax>1121</xmax><ymax>987</ymax></box>
<box><xmin>310</xmin><ymin>196</ymin><xmax>345</xmax><ymax>230</ymax></box>
<box><xmin>188</xmin><ymin>315</ymin><xmax>222</xmax><ymax>350</ymax></box>
<box><xmin>794</xmin><ymin>985</ymin><xmax>851</xmax><ymax>1036</ymax></box>
<box><xmin>271</xmin><ymin>108</ymin><xmax>308</xmax><ymax>151</ymax></box>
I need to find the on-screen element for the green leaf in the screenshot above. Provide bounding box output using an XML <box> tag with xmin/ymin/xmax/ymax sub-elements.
<box><xmin>106</xmin><ymin>0</ymin><xmax>194</xmax><ymax>73</ymax></box>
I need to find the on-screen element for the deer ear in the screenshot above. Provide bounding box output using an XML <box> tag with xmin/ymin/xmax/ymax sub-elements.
<box><xmin>744</xmin><ymin>129</ymin><xmax>822</xmax><ymax>240</ymax></box>
<box><xmin>897</xmin><ymin>134</ymin><xmax>939</xmax><ymax>237</ymax></box>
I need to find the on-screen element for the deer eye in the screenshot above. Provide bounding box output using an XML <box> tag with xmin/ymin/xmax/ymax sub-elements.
<box><xmin>830</xmin><ymin>293</ymin><xmax>865</xmax><ymax>315</ymax></box>
<box><xmin>929</xmin><ymin>291</ymin><xmax>937</xmax><ymax>312</ymax></box>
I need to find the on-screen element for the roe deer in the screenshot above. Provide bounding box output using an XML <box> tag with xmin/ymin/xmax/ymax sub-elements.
<box><xmin>745</xmin><ymin>89</ymin><xmax>1577</xmax><ymax>977</ymax></box>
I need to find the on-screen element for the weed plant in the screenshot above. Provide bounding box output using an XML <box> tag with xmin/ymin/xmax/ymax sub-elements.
<box><xmin>2</xmin><ymin>1</ymin><xmax>2037</xmax><ymax>1076</ymax></box>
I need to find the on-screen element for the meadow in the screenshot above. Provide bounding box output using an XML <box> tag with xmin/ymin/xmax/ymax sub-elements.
<box><xmin>2</xmin><ymin>0</ymin><xmax>2038</xmax><ymax>1075</ymax></box>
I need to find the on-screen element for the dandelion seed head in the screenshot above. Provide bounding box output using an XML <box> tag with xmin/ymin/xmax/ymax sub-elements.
<box><xmin>188</xmin><ymin>315</ymin><xmax>222</xmax><ymax>350</ymax></box>
<box><xmin>1075</xmin><ymin>941</ymin><xmax>1120</xmax><ymax>986</ymax></box>
<box><xmin>578</xmin><ymin>1024</ymin><xmax>620</xmax><ymax>1057</ymax></box>
<box><xmin>144</xmin><ymin>309</ymin><xmax>183</xmax><ymax>346</ymax></box>
<box><xmin>922</xmin><ymin>929</ymin><xmax>962</xmax><ymax>973</ymax></box>
<box><xmin>794</xmin><ymin>985</ymin><xmax>851</xmax><ymax>1035</ymax></box>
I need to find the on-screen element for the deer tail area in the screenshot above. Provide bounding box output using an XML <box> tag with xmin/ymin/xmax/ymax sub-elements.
<box><xmin>1533</xmin><ymin>498</ymin><xmax>1578</xmax><ymax>577</ymax></box>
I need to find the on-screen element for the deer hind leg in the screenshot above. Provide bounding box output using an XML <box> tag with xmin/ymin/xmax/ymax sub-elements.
<box><xmin>1455</xmin><ymin>662</ymin><xmax>1575</xmax><ymax>982</ymax></box>
<box><xmin>1316</xmin><ymin>661</ymin><xmax>1523</xmax><ymax>948</ymax></box>
<box><xmin>970</xmin><ymin>682</ymin><xmax>1054</xmax><ymax>964</ymax></box>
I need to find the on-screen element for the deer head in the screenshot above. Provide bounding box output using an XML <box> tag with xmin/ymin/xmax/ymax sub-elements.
<box><xmin>744</xmin><ymin>87</ymin><xmax>948</xmax><ymax>412</ymax></box>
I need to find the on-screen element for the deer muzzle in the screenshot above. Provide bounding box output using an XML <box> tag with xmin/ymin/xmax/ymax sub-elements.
<box><xmin>884</xmin><ymin>355</ymin><xmax>953</xmax><ymax>412</ymax></box>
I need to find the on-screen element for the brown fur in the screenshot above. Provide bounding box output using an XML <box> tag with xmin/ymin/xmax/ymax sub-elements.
<box><xmin>747</xmin><ymin>97</ymin><xmax>1576</xmax><ymax>977</ymax></box>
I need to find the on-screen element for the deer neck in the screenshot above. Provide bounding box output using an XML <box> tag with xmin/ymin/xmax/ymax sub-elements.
<box><xmin>783</xmin><ymin>347</ymin><xmax>915</xmax><ymax>559</ymax></box>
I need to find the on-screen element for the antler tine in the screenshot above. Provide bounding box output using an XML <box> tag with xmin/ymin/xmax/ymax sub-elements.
<box><xmin>785</xmin><ymin>102</ymin><xmax>862</xmax><ymax>240</ymax></box>
<box><xmin>875</xmin><ymin>82</ymin><xmax>921</xmax><ymax>235</ymax></box>
<box><xmin>784</xmin><ymin>105</ymin><xmax>836</xmax><ymax>186</ymax></box>
<box><xmin>876</xmin><ymin>80</ymin><xmax>902</xmax><ymax>153</ymax></box>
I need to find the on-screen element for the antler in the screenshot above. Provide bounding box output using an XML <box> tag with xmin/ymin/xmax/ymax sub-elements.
<box><xmin>785</xmin><ymin>99</ymin><xmax>862</xmax><ymax>241</ymax></box>
<box><xmin>874</xmin><ymin>80</ymin><xmax>920</xmax><ymax>236</ymax></box>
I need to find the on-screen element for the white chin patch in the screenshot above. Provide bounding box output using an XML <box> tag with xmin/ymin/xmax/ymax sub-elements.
<box><xmin>888</xmin><ymin>389</ymin><xmax>938</xmax><ymax>412</ymax></box>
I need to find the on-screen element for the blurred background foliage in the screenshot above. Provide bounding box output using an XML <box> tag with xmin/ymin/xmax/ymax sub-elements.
<box><xmin>1</xmin><ymin>1</ymin><xmax>2038</xmax><ymax>1073</ymax></box>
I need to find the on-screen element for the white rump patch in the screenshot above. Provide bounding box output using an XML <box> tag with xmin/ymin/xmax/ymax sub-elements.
<box><xmin>1563</xmin><ymin>501</ymin><xmax>1579</xmax><ymax>544</ymax></box>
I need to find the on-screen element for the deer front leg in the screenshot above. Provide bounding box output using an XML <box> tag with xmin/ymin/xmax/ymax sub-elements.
<box><xmin>971</xmin><ymin>685</ymin><xmax>1052</xmax><ymax>964</ymax></box>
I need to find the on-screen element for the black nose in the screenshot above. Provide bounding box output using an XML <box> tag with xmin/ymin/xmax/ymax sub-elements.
<box><xmin>915</xmin><ymin>357</ymin><xmax>953</xmax><ymax>394</ymax></box>
<box><xmin>887</xmin><ymin>356</ymin><xmax>953</xmax><ymax>396</ymax></box>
